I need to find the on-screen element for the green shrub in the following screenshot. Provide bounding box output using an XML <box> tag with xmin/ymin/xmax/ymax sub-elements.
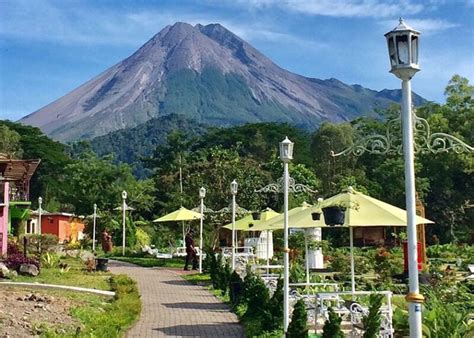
<box><xmin>241</xmin><ymin>272</ymin><xmax>270</xmax><ymax>319</ymax></box>
<box><xmin>72</xmin><ymin>274</ymin><xmax>141</xmax><ymax>336</ymax></box>
<box><xmin>208</xmin><ymin>251</ymin><xmax>219</xmax><ymax>288</ymax></box>
<box><xmin>22</xmin><ymin>234</ymin><xmax>59</xmax><ymax>256</ymax></box>
<box><xmin>41</xmin><ymin>252</ymin><xmax>60</xmax><ymax>268</ymax></box>
<box><xmin>422</xmin><ymin>290</ymin><xmax>474</xmax><ymax>337</ymax></box>
<box><xmin>289</xmin><ymin>262</ymin><xmax>305</xmax><ymax>283</ymax></box>
<box><xmin>229</xmin><ymin>270</ymin><xmax>243</xmax><ymax>306</ymax></box>
<box><xmin>322</xmin><ymin>307</ymin><xmax>344</xmax><ymax>338</ymax></box>
<box><xmin>135</xmin><ymin>228</ymin><xmax>151</xmax><ymax>248</ymax></box>
<box><xmin>362</xmin><ymin>294</ymin><xmax>384</xmax><ymax>338</ymax></box>
<box><xmin>287</xmin><ymin>299</ymin><xmax>308</xmax><ymax>338</ymax></box>
<box><xmin>220</xmin><ymin>262</ymin><xmax>232</xmax><ymax>295</ymax></box>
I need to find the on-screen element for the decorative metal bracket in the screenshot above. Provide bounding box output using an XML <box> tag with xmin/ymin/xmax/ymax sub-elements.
<box><xmin>331</xmin><ymin>111</ymin><xmax>473</xmax><ymax>157</ymax></box>
<box><xmin>255</xmin><ymin>176</ymin><xmax>317</xmax><ymax>194</ymax></box>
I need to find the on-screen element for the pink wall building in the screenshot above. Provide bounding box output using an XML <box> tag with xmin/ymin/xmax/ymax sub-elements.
<box><xmin>0</xmin><ymin>180</ymin><xmax>9</xmax><ymax>255</ymax></box>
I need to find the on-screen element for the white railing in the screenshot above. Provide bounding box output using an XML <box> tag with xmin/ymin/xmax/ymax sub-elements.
<box><xmin>173</xmin><ymin>247</ymin><xmax>202</xmax><ymax>257</ymax></box>
<box><xmin>220</xmin><ymin>246</ymin><xmax>255</xmax><ymax>257</ymax></box>
<box><xmin>314</xmin><ymin>290</ymin><xmax>394</xmax><ymax>338</ymax></box>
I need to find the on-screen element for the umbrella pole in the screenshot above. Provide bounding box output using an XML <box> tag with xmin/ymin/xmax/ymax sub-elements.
<box><xmin>305</xmin><ymin>230</ymin><xmax>310</xmax><ymax>293</ymax></box>
<box><xmin>182</xmin><ymin>221</ymin><xmax>185</xmax><ymax>248</ymax></box>
<box><xmin>266</xmin><ymin>230</ymin><xmax>270</xmax><ymax>275</ymax></box>
<box><xmin>350</xmin><ymin>227</ymin><xmax>355</xmax><ymax>297</ymax></box>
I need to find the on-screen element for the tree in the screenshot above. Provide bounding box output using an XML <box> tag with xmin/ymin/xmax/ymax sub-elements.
<box><xmin>417</xmin><ymin>75</ymin><xmax>473</xmax><ymax>241</ymax></box>
<box><xmin>0</xmin><ymin>121</ymin><xmax>71</xmax><ymax>204</ymax></box>
<box><xmin>311</xmin><ymin>122</ymin><xmax>357</xmax><ymax>195</ymax></box>
<box><xmin>61</xmin><ymin>152</ymin><xmax>152</xmax><ymax>217</ymax></box>
<box><xmin>0</xmin><ymin>125</ymin><xmax>22</xmax><ymax>158</ymax></box>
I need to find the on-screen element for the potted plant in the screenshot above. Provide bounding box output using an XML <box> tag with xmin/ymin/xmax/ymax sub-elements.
<box><xmin>321</xmin><ymin>200</ymin><xmax>358</xmax><ymax>226</ymax></box>
<box><xmin>95</xmin><ymin>257</ymin><xmax>109</xmax><ymax>272</ymax></box>
<box><xmin>322</xmin><ymin>206</ymin><xmax>346</xmax><ymax>226</ymax></box>
<box><xmin>311</xmin><ymin>212</ymin><xmax>321</xmax><ymax>221</ymax></box>
<box><xmin>252</xmin><ymin>212</ymin><xmax>261</xmax><ymax>220</ymax></box>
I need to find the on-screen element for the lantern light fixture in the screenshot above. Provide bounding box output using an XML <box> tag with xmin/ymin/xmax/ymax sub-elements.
<box><xmin>199</xmin><ymin>187</ymin><xmax>206</xmax><ymax>199</ymax></box>
<box><xmin>384</xmin><ymin>18</ymin><xmax>420</xmax><ymax>80</ymax></box>
<box><xmin>279</xmin><ymin>137</ymin><xmax>294</xmax><ymax>162</ymax></box>
<box><xmin>230</xmin><ymin>180</ymin><xmax>238</xmax><ymax>195</ymax></box>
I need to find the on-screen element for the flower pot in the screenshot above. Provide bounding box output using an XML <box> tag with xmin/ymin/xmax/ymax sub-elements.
<box><xmin>252</xmin><ymin>212</ymin><xmax>261</xmax><ymax>220</ymax></box>
<box><xmin>95</xmin><ymin>258</ymin><xmax>109</xmax><ymax>272</ymax></box>
<box><xmin>311</xmin><ymin>212</ymin><xmax>321</xmax><ymax>221</ymax></box>
<box><xmin>322</xmin><ymin>206</ymin><xmax>346</xmax><ymax>226</ymax></box>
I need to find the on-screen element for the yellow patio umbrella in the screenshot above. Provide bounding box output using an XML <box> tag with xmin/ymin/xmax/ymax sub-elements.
<box><xmin>319</xmin><ymin>187</ymin><xmax>434</xmax><ymax>227</ymax></box>
<box><xmin>222</xmin><ymin>208</ymin><xmax>280</xmax><ymax>267</ymax></box>
<box><xmin>304</xmin><ymin>187</ymin><xmax>433</xmax><ymax>293</ymax></box>
<box><xmin>250</xmin><ymin>202</ymin><xmax>322</xmax><ymax>231</ymax></box>
<box><xmin>153</xmin><ymin>207</ymin><xmax>202</xmax><ymax>247</ymax></box>
<box><xmin>252</xmin><ymin>189</ymin><xmax>434</xmax><ymax>291</ymax></box>
<box><xmin>222</xmin><ymin>208</ymin><xmax>280</xmax><ymax>231</ymax></box>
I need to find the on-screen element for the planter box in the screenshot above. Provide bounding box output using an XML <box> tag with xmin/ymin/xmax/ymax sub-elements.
<box><xmin>95</xmin><ymin>258</ymin><xmax>109</xmax><ymax>272</ymax></box>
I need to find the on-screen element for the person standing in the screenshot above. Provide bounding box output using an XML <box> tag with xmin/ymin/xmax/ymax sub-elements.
<box><xmin>184</xmin><ymin>229</ymin><xmax>198</xmax><ymax>271</ymax></box>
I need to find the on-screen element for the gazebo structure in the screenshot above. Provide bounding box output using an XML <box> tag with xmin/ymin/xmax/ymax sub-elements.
<box><xmin>0</xmin><ymin>156</ymin><xmax>41</xmax><ymax>255</ymax></box>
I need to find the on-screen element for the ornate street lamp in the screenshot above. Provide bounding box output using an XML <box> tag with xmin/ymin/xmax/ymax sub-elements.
<box><xmin>329</xmin><ymin>18</ymin><xmax>473</xmax><ymax>338</ymax></box>
<box><xmin>280</xmin><ymin>136</ymin><xmax>293</xmax><ymax>334</ymax></box>
<box><xmin>230</xmin><ymin>180</ymin><xmax>238</xmax><ymax>270</ymax></box>
<box><xmin>385</xmin><ymin>19</ymin><xmax>423</xmax><ymax>337</ymax></box>
<box><xmin>122</xmin><ymin>190</ymin><xmax>127</xmax><ymax>256</ymax></box>
<box><xmin>199</xmin><ymin>187</ymin><xmax>206</xmax><ymax>273</ymax></box>
<box><xmin>38</xmin><ymin>197</ymin><xmax>43</xmax><ymax>235</ymax></box>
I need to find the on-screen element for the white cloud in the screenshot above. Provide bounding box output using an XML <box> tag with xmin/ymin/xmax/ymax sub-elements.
<box><xmin>235</xmin><ymin>0</ymin><xmax>423</xmax><ymax>18</ymax></box>
<box><xmin>0</xmin><ymin>0</ymin><xmax>317</xmax><ymax>49</ymax></box>
<box><xmin>379</xmin><ymin>18</ymin><xmax>458</xmax><ymax>35</ymax></box>
<box><xmin>0</xmin><ymin>1</ymin><xmax>174</xmax><ymax>46</ymax></box>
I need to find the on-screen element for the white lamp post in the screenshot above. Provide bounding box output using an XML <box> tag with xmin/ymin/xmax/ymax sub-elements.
<box><xmin>230</xmin><ymin>180</ymin><xmax>238</xmax><ymax>270</ymax></box>
<box><xmin>385</xmin><ymin>18</ymin><xmax>423</xmax><ymax>338</ymax></box>
<box><xmin>92</xmin><ymin>203</ymin><xmax>97</xmax><ymax>252</ymax></box>
<box><xmin>280</xmin><ymin>136</ymin><xmax>294</xmax><ymax>334</ymax></box>
<box><xmin>38</xmin><ymin>197</ymin><xmax>43</xmax><ymax>234</ymax></box>
<box><xmin>199</xmin><ymin>187</ymin><xmax>206</xmax><ymax>273</ymax></box>
<box><xmin>122</xmin><ymin>190</ymin><xmax>127</xmax><ymax>256</ymax></box>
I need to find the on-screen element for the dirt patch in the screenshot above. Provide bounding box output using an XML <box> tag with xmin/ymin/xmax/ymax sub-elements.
<box><xmin>0</xmin><ymin>287</ymin><xmax>80</xmax><ymax>337</ymax></box>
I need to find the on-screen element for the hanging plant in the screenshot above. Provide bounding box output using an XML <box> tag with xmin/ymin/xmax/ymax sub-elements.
<box><xmin>322</xmin><ymin>206</ymin><xmax>346</xmax><ymax>226</ymax></box>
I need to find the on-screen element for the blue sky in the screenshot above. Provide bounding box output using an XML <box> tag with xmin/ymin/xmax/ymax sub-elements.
<box><xmin>1</xmin><ymin>0</ymin><xmax>473</xmax><ymax>121</ymax></box>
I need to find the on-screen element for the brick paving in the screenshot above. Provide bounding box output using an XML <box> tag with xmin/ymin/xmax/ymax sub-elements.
<box><xmin>109</xmin><ymin>260</ymin><xmax>244</xmax><ymax>338</ymax></box>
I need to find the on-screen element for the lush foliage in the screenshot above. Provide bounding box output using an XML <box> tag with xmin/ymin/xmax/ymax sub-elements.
<box><xmin>287</xmin><ymin>299</ymin><xmax>308</xmax><ymax>338</ymax></box>
<box><xmin>1</xmin><ymin>75</ymin><xmax>471</xmax><ymax>256</ymax></box>
<box><xmin>322</xmin><ymin>307</ymin><xmax>344</xmax><ymax>338</ymax></box>
<box><xmin>362</xmin><ymin>294</ymin><xmax>384</xmax><ymax>338</ymax></box>
<box><xmin>5</xmin><ymin>241</ymin><xmax>40</xmax><ymax>271</ymax></box>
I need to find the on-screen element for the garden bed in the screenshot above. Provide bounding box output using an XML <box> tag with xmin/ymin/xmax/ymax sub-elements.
<box><xmin>0</xmin><ymin>255</ymin><xmax>141</xmax><ymax>336</ymax></box>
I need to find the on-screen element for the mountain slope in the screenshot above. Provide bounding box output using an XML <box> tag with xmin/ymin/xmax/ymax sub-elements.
<box><xmin>20</xmin><ymin>22</ymin><xmax>425</xmax><ymax>141</ymax></box>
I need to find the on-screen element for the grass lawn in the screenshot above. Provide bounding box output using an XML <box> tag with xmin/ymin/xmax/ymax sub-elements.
<box><xmin>110</xmin><ymin>256</ymin><xmax>184</xmax><ymax>268</ymax></box>
<box><xmin>11</xmin><ymin>256</ymin><xmax>110</xmax><ymax>290</ymax></box>
<box><xmin>182</xmin><ymin>272</ymin><xmax>212</xmax><ymax>286</ymax></box>
<box><xmin>4</xmin><ymin>255</ymin><xmax>141</xmax><ymax>337</ymax></box>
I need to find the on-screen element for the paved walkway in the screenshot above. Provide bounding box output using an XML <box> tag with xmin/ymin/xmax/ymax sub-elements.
<box><xmin>109</xmin><ymin>260</ymin><xmax>244</xmax><ymax>338</ymax></box>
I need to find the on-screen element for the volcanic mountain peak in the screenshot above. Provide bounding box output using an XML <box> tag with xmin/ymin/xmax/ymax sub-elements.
<box><xmin>20</xmin><ymin>22</ymin><xmax>424</xmax><ymax>141</ymax></box>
